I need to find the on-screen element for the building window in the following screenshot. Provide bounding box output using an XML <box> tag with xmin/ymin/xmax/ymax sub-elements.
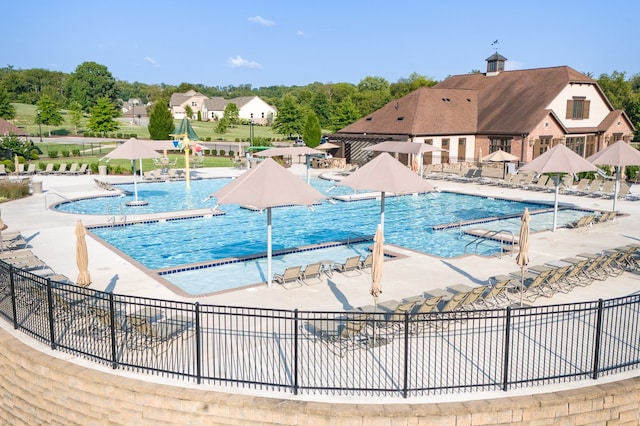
<box><xmin>489</xmin><ymin>137</ymin><xmax>511</xmax><ymax>153</ymax></box>
<box><xmin>250</xmin><ymin>113</ymin><xmax>254</xmax><ymax>118</ymax></box>
<box><xmin>565</xmin><ymin>98</ymin><xmax>590</xmax><ymax>120</ymax></box>
<box><xmin>191</xmin><ymin>101</ymin><xmax>197</xmax><ymax>107</ymax></box>
<box><xmin>566</xmin><ymin>136</ymin><xmax>585</xmax><ymax>157</ymax></box>
<box><xmin>457</xmin><ymin>138</ymin><xmax>466</xmax><ymax>162</ymax></box>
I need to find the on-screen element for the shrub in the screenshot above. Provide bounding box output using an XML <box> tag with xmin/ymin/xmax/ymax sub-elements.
<box><xmin>72</xmin><ymin>149</ymin><xmax>80</xmax><ymax>157</ymax></box>
<box><xmin>90</xmin><ymin>163</ymin><xmax>99</xmax><ymax>174</ymax></box>
<box><xmin>48</xmin><ymin>150</ymin><xmax>59</xmax><ymax>158</ymax></box>
<box><xmin>37</xmin><ymin>162</ymin><xmax>46</xmax><ymax>171</ymax></box>
<box><xmin>211</xmin><ymin>149</ymin><xmax>217</xmax><ymax>156</ymax></box>
<box><xmin>61</xmin><ymin>149</ymin><xmax>70</xmax><ymax>157</ymax></box>
<box><xmin>228</xmin><ymin>150</ymin><xmax>234</xmax><ymax>157</ymax></box>
<box><xmin>205</xmin><ymin>137</ymin><xmax>211</xmax><ymax>141</ymax></box>
<box><xmin>0</xmin><ymin>180</ymin><xmax>29</xmax><ymax>200</ymax></box>
<box><xmin>219</xmin><ymin>150</ymin><xmax>225</xmax><ymax>156</ymax></box>
<box><xmin>29</xmin><ymin>149</ymin><xmax>39</xmax><ymax>160</ymax></box>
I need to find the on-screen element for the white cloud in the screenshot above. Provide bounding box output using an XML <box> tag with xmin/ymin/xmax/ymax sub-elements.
<box><xmin>144</xmin><ymin>56</ymin><xmax>160</xmax><ymax>67</ymax></box>
<box><xmin>296</xmin><ymin>30</ymin><xmax>304</xmax><ymax>37</ymax></box>
<box><xmin>228</xmin><ymin>56</ymin><xmax>262</xmax><ymax>69</ymax></box>
<box><xmin>248</xmin><ymin>15</ymin><xmax>275</xmax><ymax>27</ymax></box>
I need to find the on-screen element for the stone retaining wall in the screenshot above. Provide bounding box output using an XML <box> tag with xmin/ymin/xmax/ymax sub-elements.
<box><xmin>1</xmin><ymin>327</ymin><xmax>639</xmax><ymax>425</ymax></box>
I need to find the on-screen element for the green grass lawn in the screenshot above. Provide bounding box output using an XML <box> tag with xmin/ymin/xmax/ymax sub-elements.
<box><xmin>11</xmin><ymin>103</ymin><xmax>282</xmax><ymax>142</ymax></box>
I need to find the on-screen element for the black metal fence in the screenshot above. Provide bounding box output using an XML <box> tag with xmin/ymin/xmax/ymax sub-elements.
<box><xmin>1</xmin><ymin>261</ymin><xmax>639</xmax><ymax>398</ymax></box>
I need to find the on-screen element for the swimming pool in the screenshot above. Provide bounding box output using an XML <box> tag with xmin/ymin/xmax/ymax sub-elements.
<box><xmin>58</xmin><ymin>178</ymin><xmax>587</xmax><ymax>294</ymax></box>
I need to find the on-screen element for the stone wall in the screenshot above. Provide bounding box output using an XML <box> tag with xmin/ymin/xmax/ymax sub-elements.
<box><xmin>1</xmin><ymin>327</ymin><xmax>639</xmax><ymax>425</ymax></box>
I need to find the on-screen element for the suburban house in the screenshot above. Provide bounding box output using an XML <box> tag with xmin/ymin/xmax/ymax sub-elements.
<box><xmin>0</xmin><ymin>118</ymin><xmax>28</xmax><ymax>137</ymax></box>
<box><xmin>122</xmin><ymin>99</ymin><xmax>149</xmax><ymax>125</ymax></box>
<box><xmin>170</xmin><ymin>91</ymin><xmax>277</xmax><ymax>125</ymax></box>
<box><xmin>329</xmin><ymin>53</ymin><xmax>635</xmax><ymax>166</ymax></box>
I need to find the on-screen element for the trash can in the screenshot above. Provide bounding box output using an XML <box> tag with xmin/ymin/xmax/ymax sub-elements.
<box><xmin>31</xmin><ymin>181</ymin><xmax>43</xmax><ymax>194</ymax></box>
<box><xmin>98</xmin><ymin>165</ymin><xmax>108</xmax><ymax>175</ymax></box>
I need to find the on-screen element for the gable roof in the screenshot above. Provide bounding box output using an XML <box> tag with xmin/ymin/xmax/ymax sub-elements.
<box><xmin>433</xmin><ymin>66</ymin><xmax>595</xmax><ymax>135</ymax></box>
<box><xmin>169</xmin><ymin>91</ymin><xmax>206</xmax><ymax>107</ymax></box>
<box><xmin>339</xmin><ymin>87</ymin><xmax>478</xmax><ymax>136</ymax></box>
<box><xmin>0</xmin><ymin>119</ymin><xmax>28</xmax><ymax>136</ymax></box>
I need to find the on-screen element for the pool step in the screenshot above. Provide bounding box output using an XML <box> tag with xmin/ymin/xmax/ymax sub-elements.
<box><xmin>463</xmin><ymin>228</ymin><xmax>520</xmax><ymax>245</ymax></box>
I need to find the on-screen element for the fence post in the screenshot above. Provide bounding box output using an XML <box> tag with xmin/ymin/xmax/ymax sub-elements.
<box><xmin>592</xmin><ymin>299</ymin><xmax>604</xmax><ymax>380</ymax></box>
<box><xmin>502</xmin><ymin>307</ymin><xmax>512</xmax><ymax>391</ymax></box>
<box><xmin>293</xmin><ymin>309</ymin><xmax>299</xmax><ymax>396</ymax></box>
<box><xmin>402</xmin><ymin>311</ymin><xmax>410</xmax><ymax>398</ymax></box>
<box><xmin>195</xmin><ymin>302</ymin><xmax>202</xmax><ymax>384</ymax></box>
<box><xmin>108</xmin><ymin>293</ymin><xmax>118</xmax><ymax>369</ymax></box>
<box><xmin>46</xmin><ymin>279</ymin><xmax>56</xmax><ymax>350</ymax></box>
<box><xmin>9</xmin><ymin>265</ymin><xmax>18</xmax><ymax>330</ymax></box>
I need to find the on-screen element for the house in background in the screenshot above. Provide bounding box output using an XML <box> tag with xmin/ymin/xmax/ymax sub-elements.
<box><xmin>171</xmin><ymin>91</ymin><xmax>276</xmax><ymax>125</ymax></box>
<box><xmin>122</xmin><ymin>99</ymin><xmax>149</xmax><ymax>125</ymax></box>
<box><xmin>0</xmin><ymin>118</ymin><xmax>28</xmax><ymax>137</ymax></box>
<box><xmin>330</xmin><ymin>53</ymin><xmax>635</xmax><ymax>166</ymax></box>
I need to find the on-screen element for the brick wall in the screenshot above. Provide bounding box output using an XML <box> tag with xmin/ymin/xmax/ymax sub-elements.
<box><xmin>1</xmin><ymin>327</ymin><xmax>639</xmax><ymax>425</ymax></box>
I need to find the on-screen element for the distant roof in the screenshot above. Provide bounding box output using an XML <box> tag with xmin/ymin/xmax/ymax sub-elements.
<box><xmin>0</xmin><ymin>119</ymin><xmax>28</xmax><ymax>137</ymax></box>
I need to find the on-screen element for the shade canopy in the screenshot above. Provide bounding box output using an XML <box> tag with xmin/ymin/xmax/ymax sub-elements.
<box><xmin>316</xmin><ymin>142</ymin><xmax>340</xmax><ymax>150</ymax></box>
<box><xmin>586</xmin><ymin>140</ymin><xmax>640</xmax><ymax>167</ymax></box>
<box><xmin>587</xmin><ymin>140</ymin><xmax>640</xmax><ymax>211</ymax></box>
<box><xmin>254</xmin><ymin>146</ymin><xmax>324</xmax><ymax>157</ymax></box>
<box><xmin>364</xmin><ymin>140</ymin><xmax>447</xmax><ymax>155</ymax></box>
<box><xmin>519</xmin><ymin>144</ymin><xmax>597</xmax><ymax>231</ymax></box>
<box><xmin>104</xmin><ymin>138</ymin><xmax>164</xmax><ymax>161</ymax></box>
<box><xmin>211</xmin><ymin>158</ymin><xmax>327</xmax><ymax>288</ymax></box>
<box><xmin>337</xmin><ymin>152</ymin><xmax>436</xmax><ymax>194</ymax></box>
<box><xmin>483</xmin><ymin>149</ymin><xmax>519</xmax><ymax>162</ymax></box>
<box><xmin>75</xmin><ymin>220</ymin><xmax>91</xmax><ymax>287</ymax></box>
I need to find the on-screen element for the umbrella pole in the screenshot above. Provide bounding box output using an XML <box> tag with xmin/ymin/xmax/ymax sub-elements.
<box><xmin>613</xmin><ymin>166</ymin><xmax>620</xmax><ymax>212</ymax></box>
<box><xmin>132</xmin><ymin>161</ymin><xmax>139</xmax><ymax>202</ymax></box>
<box><xmin>380</xmin><ymin>192</ymin><xmax>385</xmax><ymax>232</ymax></box>
<box><xmin>267</xmin><ymin>207</ymin><xmax>272</xmax><ymax>288</ymax></box>
<box><xmin>520</xmin><ymin>267</ymin><xmax>524</xmax><ymax>307</ymax></box>
<box><xmin>372</xmin><ymin>295</ymin><xmax>377</xmax><ymax>348</ymax></box>
<box><xmin>552</xmin><ymin>179</ymin><xmax>559</xmax><ymax>232</ymax></box>
<box><xmin>306</xmin><ymin>155</ymin><xmax>311</xmax><ymax>184</ymax></box>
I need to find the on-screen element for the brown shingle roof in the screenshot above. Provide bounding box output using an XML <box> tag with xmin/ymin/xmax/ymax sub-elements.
<box><xmin>0</xmin><ymin>119</ymin><xmax>28</xmax><ymax>136</ymax></box>
<box><xmin>339</xmin><ymin>87</ymin><xmax>478</xmax><ymax>136</ymax></box>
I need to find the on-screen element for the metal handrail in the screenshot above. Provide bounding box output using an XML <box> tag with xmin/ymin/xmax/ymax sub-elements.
<box><xmin>464</xmin><ymin>229</ymin><xmax>516</xmax><ymax>258</ymax></box>
<box><xmin>43</xmin><ymin>192</ymin><xmax>74</xmax><ymax>210</ymax></box>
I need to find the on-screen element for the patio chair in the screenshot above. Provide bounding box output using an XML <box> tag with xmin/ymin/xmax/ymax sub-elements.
<box><xmin>333</xmin><ymin>255</ymin><xmax>362</xmax><ymax>276</ymax></box>
<box><xmin>56</xmin><ymin>163</ymin><xmax>67</xmax><ymax>174</ymax></box>
<box><xmin>273</xmin><ymin>265</ymin><xmax>303</xmax><ymax>289</ymax></box>
<box><xmin>516</xmin><ymin>268</ymin><xmax>555</xmax><ymax>302</ymax></box>
<box><xmin>563</xmin><ymin>178</ymin><xmax>590</xmax><ymax>195</ymax></box>
<box><xmin>377</xmin><ymin>299</ymin><xmax>418</xmax><ymax>332</ymax></box>
<box><xmin>528</xmin><ymin>175</ymin><xmax>549</xmax><ymax>191</ymax></box>
<box><xmin>480</xmin><ymin>278</ymin><xmax>517</xmax><ymax>308</ymax></box>
<box><xmin>359</xmin><ymin>254</ymin><xmax>373</xmax><ymax>272</ymax></box>
<box><xmin>64</xmin><ymin>163</ymin><xmax>79</xmax><ymax>175</ymax></box>
<box><xmin>0</xmin><ymin>164</ymin><xmax>5</xmax><ymax>176</ymax></box>
<box><xmin>74</xmin><ymin>164</ymin><xmax>89</xmax><ymax>175</ymax></box>
<box><xmin>566</xmin><ymin>215</ymin><xmax>594</xmax><ymax>229</ymax></box>
<box><xmin>127</xmin><ymin>311</ymin><xmax>194</xmax><ymax>354</ymax></box>
<box><xmin>406</xmin><ymin>295</ymin><xmax>443</xmax><ymax>332</ymax></box>
<box><xmin>558</xmin><ymin>258</ymin><xmax>592</xmax><ymax>287</ymax></box>
<box><xmin>303</xmin><ymin>312</ymin><xmax>371</xmax><ymax>357</ymax></box>
<box><xmin>24</xmin><ymin>164</ymin><xmax>36</xmax><ymax>175</ymax></box>
<box><xmin>300</xmin><ymin>262</ymin><xmax>323</xmax><ymax>285</ymax></box>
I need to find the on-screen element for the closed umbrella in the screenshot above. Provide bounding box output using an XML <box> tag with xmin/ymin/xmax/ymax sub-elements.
<box><xmin>211</xmin><ymin>158</ymin><xmax>327</xmax><ymax>288</ymax></box>
<box><xmin>370</xmin><ymin>224</ymin><xmax>384</xmax><ymax>347</ymax></box>
<box><xmin>75</xmin><ymin>220</ymin><xmax>91</xmax><ymax>287</ymax></box>
<box><xmin>14</xmin><ymin>155</ymin><xmax>19</xmax><ymax>175</ymax></box>
<box><xmin>515</xmin><ymin>208</ymin><xmax>530</xmax><ymax>306</ymax></box>
<box><xmin>586</xmin><ymin>140</ymin><xmax>640</xmax><ymax>212</ymax></box>
<box><xmin>519</xmin><ymin>144</ymin><xmax>597</xmax><ymax>231</ymax></box>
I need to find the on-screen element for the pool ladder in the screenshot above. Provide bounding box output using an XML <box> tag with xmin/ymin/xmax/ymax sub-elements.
<box><xmin>464</xmin><ymin>229</ymin><xmax>516</xmax><ymax>259</ymax></box>
<box><xmin>106</xmin><ymin>203</ymin><xmax>127</xmax><ymax>226</ymax></box>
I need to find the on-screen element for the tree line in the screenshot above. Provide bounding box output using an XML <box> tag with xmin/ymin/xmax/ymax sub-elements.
<box><xmin>0</xmin><ymin>62</ymin><xmax>639</xmax><ymax>140</ymax></box>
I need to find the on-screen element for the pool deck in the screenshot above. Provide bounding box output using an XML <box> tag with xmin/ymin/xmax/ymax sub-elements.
<box><xmin>4</xmin><ymin>164</ymin><xmax>639</xmax><ymax>313</ymax></box>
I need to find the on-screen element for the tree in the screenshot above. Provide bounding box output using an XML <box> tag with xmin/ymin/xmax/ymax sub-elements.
<box><xmin>272</xmin><ymin>94</ymin><xmax>304</xmax><ymax>138</ymax></box>
<box><xmin>88</xmin><ymin>97</ymin><xmax>120</xmax><ymax>136</ymax></box>
<box><xmin>354</xmin><ymin>76</ymin><xmax>391</xmax><ymax>116</ymax></box>
<box><xmin>0</xmin><ymin>135</ymin><xmax>39</xmax><ymax>160</ymax></box>
<box><xmin>311</xmin><ymin>92</ymin><xmax>332</xmax><ymax>128</ymax></box>
<box><xmin>0</xmin><ymin>88</ymin><xmax>15</xmax><ymax>119</ymax></box>
<box><xmin>184</xmin><ymin>104</ymin><xmax>193</xmax><ymax>120</ymax></box>
<box><xmin>331</xmin><ymin>97</ymin><xmax>360</xmax><ymax>131</ymax></box>
<box><xmin>302</xmin><ymin>111</ymin><xmax>322</xmax><ymax>147</ymax></box>
<box><xmin>223</xmin><ymin>103</ymin><xmax>239</xmax><ymax>127</ymax></box>
<box><xmin>35</xmin><ymin>95</ymin><xmax>63</xmax><ymax>136</ymax></box>
<box><xmin>148</xmin><ymin>102</ymin><xmax>174</xmax><ymax>140</ymax></box>
<box><xmin>68</xmin><ymin>101</ymin><xmax>84</xmax><ymax>135</ymax></box>
<box><xmin>215</xmin><ymin>118</ymin><xmax>229</xmax><ymax>135</ymax></box>
<box><xmin>65</xmin><ymin>61</ymin><xmax>118</xmax><ymax>111</ymax></box>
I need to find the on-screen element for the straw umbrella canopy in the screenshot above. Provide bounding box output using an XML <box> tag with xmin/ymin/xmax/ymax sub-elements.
<box><xmin>586</xmin><ymin>140</ymin><xmax>640</xmax><ymax>212</ymax></box>
<box><xmin>316</xmin><ymin>142</ymin><xmax>340</xmax><ymax>150</ymax></box>
<box><xmin>75</xmin><ymin>220</ymin><xmax>91</xmax><ymax>287</ymax></box>
<box><xmin>518</xmin><ymin>144</ymin><xmax>597</xmax><ymax>231</ymax></box>
<box><xmin>515</xmin><ymin>208</ymin><xmax>530</xmax><ymax>306</ymax></box>
<box><xmin>210</xmin><ymin>158</ymin><xmax>327</xmax><ymax>288</ymax></box>
<box><xmin>364</xmin><ymin>141</ymin><xmax>447</xmax><ymax>176</ymax></box>
<box><xmin>255</xmin><ymin>146</ymin><xmax>324</xmax><ymax>184</ymax></box>
<box><xmin>104</xmin><ymin>138</ymin><xmax>162</xmax><ymax>205</ymax></box>
<box><xmin>336</xmin><ymin>152</ymin><xmax>436</xmax><ymax>231</ymax></box>
<box><xmin>483</xmin><ymin>149</ymin><xmax>519</xmax><ymax>179</ymax></box>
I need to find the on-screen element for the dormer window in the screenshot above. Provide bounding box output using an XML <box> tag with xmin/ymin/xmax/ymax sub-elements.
<box><xmin>566</xmin><ymin>97</ymin><xmax>590</xmax><ymax>120</ymax></box>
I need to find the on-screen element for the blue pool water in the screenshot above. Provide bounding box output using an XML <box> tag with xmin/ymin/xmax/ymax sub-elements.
<box><xmin>57</xmin><ymin>178</ymin><xmax>587</xmax><ymax>294</ymax></box>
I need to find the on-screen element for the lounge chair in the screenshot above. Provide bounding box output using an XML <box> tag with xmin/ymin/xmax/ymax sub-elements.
<box><xmin>273</xmin><ymin>265</ymin><xmax>303</xmax><ymax>289</ymax></box>
<box><xmin>516</xmin><ymin>268</ymin><xmax>555</xmax><ymax>302</ymax></box>
<box><xmin>64</xmin><ymin>163</ymin><xmax>79</xmax><ymax>175</ymax></box>
<box><xmin>24</xmin><ymin>164</ymin><xmax>36</xmax><ymax>175</ymax></box>
<box><xmin>566</xmin><ymin>215</ymin><xmax>594</xmax><ymax>229</ymax></box>
<box><xmin>127</xmin><ymin>311</ymin><xmax>194</xmax><ymax>354</ymax></box>
<box><xmin>359</xmin><ymin>254</ymin><xmax>373</xmax><ymax>272</ymax></box>
<box><xmin>528</xmin><ymin>175</ymin><xmax>549</xmax><ymax>191</ymax></box>
<box><xmin>0</xmin><ymin>164</ymin><xmax>5</xmax><ymax>176</ymax></box>
<box><xmin>303</xmin><ymin>312</ymin><xmax>371</xmax><ymax>356</ymax></box>
<box><xmin>407</xmin><ymin>295</ymin><xmax>443</xmax><ymax>331</ymax></box>
<box><xmin>590</xmin><ymin>180</ymin><xmax>615</xmax><ymax>198</ymax></box>
<box><xmin>333</xmin><ymin>255</ymin><xmax>362</xmax><ymax>276</ymax></box>
<box><xmin>73</xmin><ymin>163</ymin><xmax>88</xmax><ymax>175</ymax></box>
<box><xmin>300</xmin><ymin>262</ymin><xmax>323</xmax><ymax>285</ymax></box>
<box><xmin>38</xmin><ymin>163</ymin><xmax>54</xmax><ymax>175</ymax></box>
<box><xmin>56</xmin><ymin>163</ymin><xmax>68</xmax><ymax>174</ymax></box>
<box><xmin>481</xmin><ymin>278</ymin><xmax>517</xmax><ymax>308</ymax></box>
<box><xmin>376</xmin><ymin>299</ymin><xmax>418</xmax><ymax>332</ymax></box>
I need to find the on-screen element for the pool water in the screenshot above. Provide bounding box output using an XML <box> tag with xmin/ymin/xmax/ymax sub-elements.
<box><xmin>60</xmin><ymin>178</ymin><xmax>587</xmax><ymax>294</ymax></box>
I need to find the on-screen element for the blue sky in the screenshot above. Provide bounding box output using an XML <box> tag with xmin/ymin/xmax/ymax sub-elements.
<box><xmin>4</xmin><ymin>1</ymin><xmax>638</xmax><ymax>88</ymax></box>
